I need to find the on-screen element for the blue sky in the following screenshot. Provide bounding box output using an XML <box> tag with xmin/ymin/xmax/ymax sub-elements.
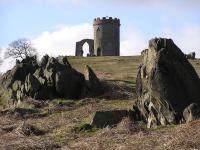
<box><xmin>0</xmin><ymin>0</ymin><xmax>200</xmax><ymax>72</ymax></box>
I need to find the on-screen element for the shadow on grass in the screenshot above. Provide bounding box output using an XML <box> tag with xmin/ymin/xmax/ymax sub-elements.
<box><xmin>105</xmin><ymin>79</ymin><xmax>136</xmax><ymax>85</ymax></box>
<box><xmin>95</xmin><ymin>80</ymin><xmax>136</xmax><ymax>101</ymax></box>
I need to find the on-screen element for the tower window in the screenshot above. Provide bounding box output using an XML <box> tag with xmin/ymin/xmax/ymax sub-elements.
<box><xmin>97</xmin><ymin>27</ymin><xmax>101</xmax><ymax>39</ymax></box>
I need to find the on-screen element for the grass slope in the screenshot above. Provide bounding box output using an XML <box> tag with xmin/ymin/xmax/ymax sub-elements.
<box><xmin>68</xmin><ymin>56</ymin><xmax>141</xmax><ymax>82</ymax></box>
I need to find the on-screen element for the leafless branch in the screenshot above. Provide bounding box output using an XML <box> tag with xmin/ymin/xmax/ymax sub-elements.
<box><xmin>4</xmin><ymin>38</ymin><xmax>38</xmax><ymax>60</ymax></box>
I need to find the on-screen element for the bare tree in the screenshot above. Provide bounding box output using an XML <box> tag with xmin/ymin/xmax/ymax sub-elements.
<box><xmin>4</xmin><ymin>38</ymin><xmax>38</xmax><ymax>60</ymax></box>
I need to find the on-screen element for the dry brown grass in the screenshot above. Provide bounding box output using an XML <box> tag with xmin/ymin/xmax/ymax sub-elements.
<box><xmin>70</xmin><ymin>119</ymin><xmax>200</xmax><ymax>150</ymax></box>
<box><xmin>0</xmin><ymin>99</ymin><xmax>134</xmax><ymax>150</ymax></box>
<box><xmin>1</xmin><ymin>101</ymin><xmax>199</xmax><ymax>150</ymax></box>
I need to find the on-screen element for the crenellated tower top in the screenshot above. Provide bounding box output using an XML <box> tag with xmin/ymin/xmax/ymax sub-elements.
<box><xmin>93</xmin><ymin>17</ymin><xmax>120</xmax><ymax>26</ymax></box>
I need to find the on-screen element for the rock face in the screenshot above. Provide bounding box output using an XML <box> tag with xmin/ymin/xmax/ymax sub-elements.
<box><xmin>85</xmin><ymin>65</ymin><xmax>104</xmax><ymax>96</ymax></box>
<box><xmin>55</xmin><ymin>70</ymin><xmax>85</xmax><ymax>99</ymax></box>
<box><xmin>0</xmin><ymin>55</ymin><xmax>85</xmax><ymax>101</ymax></box>
<box><xmin>135</xmin><ymin>38</ymin><xmax>200</xmax><ymax>128</ymax></box>
<box><xmin>91</xmin><ymin>110</ymin><xmax>128</xmax><ymax>128</ymax></box>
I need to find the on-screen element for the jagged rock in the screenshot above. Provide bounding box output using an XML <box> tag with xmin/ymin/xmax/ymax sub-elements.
<box><xmin>55</xmin><ymin>69</ymin><xmax>85</xmax><ymax>99</ymax></box>
<box><xmin>0</xmin><ymin>55</ymin><xmax>88</xmax><ymax>101</ymax></box>
<box><xmin>34</xmin><ymin>68</ymin><xmax>46</xmax><ymax>85</ymax></box>
<box><xmin>43</xmin><ymin>57</ymin><xmax>69</xmax><ymax>87</ymax></box>
<box><xmin>183</xmin><ymin>103</ymin><xmax>200</xmax><ymax>123</ymax></box>
<box><xmin>0</xmin><ymin>56</ymin><xmax>39</xmax><ymax>102</ymax></box>
<box><xmin>25</xmin><ymin>74</ymin><xmax>41</xmax><ymax>97</ymax></box>
<box><xmin>85</xmin><ymin>65</ymin><xmax>104</xmax><ymax>95</ymax></box>
<box><xmin>40</xmin><ymin>54</ymin><xmax>49</xmax><ymax>68</ymax></box>
<box><xmin>0</xmin><ymin>55</ymin><xmax>105</xmax><ymax>102</ymax></box>
<box><xmin>16</xmin><ymin>90</ymin><xmax>23</xmax><ymax>101</ymax></box>
<box><xmin>33</xmin><ymin>85</ymin><xmax>50</xmax><ymax>100</ymax></box>
<box><xmin>12</xmin><ymin>80</ymin><xmax>22</xmax><ymax>92</ymax></box>
<box><xmin>57</xmin><ymin>56</ymin><xmax>72</xmax><ymax>68</ymax></box>
<box><xmin>91</xmin><ymin>110</ymin><xmax>128</xmax><ymax>128</ymax></box>
<box><xmin>135</xmin><ymin>38</ymin><xmax>200</xmax><ymax>128</ymax></box>
<box><xmin>0</xmin><ymin>60</ymin><xmax>38</xmax><ymax>88</ymax></box>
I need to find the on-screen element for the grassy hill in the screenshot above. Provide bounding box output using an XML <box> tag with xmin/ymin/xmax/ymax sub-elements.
<box><xmin>68</xmin><ymin>56</ymin><xmax>200</xmax><ymax>79</ymax></box>
<box><xmin>68</xmin><ymin>56</ymin><xmax>141</xmax><ymax>81</ymax></box>
<box><xmin>0</xmin><ymin>56</ymin><xmax>200</xmax><ymax>150</ymax></box>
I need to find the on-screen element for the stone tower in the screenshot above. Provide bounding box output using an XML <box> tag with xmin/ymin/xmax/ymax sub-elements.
<box><xmin>93</xmin><ymin>17</ymin><xmax>120</xmax><ymax>56</ymax></box>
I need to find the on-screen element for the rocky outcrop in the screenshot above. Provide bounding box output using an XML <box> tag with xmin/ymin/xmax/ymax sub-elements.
<box><xmin>183</xmin><ymin>103</ymin><xmax>200</xmax><ymax>123</ymax></box>
<box><xmin>0</xmin><ymin>56</ymin><xmax>38</xmax><ymax>89</ymax></box>
<box><xmin>0</xmin><ymin>55</ymin><xmax>103</xmax><ymax>102</ymax></box>
<box><xmin>135</xmin><ymin>38</ymin><xmax>200</xmax><ymax>128</ymax></box>
<box><xmin>55</xmin><ymin>70</ymin><xmax>85</xmax><ymax>99</ymax></box>
<box><xmin>0</xmin><ymin>55</ymin><xmax>86</xmax><ymax>101</ymax></box>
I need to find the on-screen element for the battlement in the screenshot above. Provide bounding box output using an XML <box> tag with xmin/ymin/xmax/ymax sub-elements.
<box><xmin>93</xmin><ymin>17</ymin><xmax>120</xmax><ymax>26</ymax></box>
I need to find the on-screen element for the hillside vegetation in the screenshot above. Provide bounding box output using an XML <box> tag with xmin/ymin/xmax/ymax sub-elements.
<box><xmin>68</xmin><ymin>56</ymin><xmax>200</xmax><ymax>79</ymax></box>
<box><xmin>68</xmin><ymin>56</ymin><xmax>141</xmax><ymax>80</ymax></box>
<box><xmin>0</xmin><ymin>56</ymin><xmax>200</xmax><ymax>150</ymax></box>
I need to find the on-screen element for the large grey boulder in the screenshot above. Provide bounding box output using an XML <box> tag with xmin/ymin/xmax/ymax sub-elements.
<box><xmin>42</xmin><ymin>56</ymin><xmax>85</xmax><ymax>99</ymax></box>
<box><xmin>183</xmin><ymin>103</ymin><xmax>200</xmax><ymax>123</ymax></box>
<box><xmin>0</xmin><ymin>55</ymin><xmax>105</xmax><ymax>102</ymax></box>
<box><xmin>0</xmin><ymin>56</ymin><xmax>39</xmax><ymax>102</ymax></box>
<box><xmin>12</xmin><ymin>80</ymin><xmax>25</xmax><ymax>101</ymax></box>
<box><xmin>135</xmin><ymin>38</ymin><xmax>200</xmax><ymax>128</ymax></box>
<box><xmin>55</xmin><ymin>69</ymin><xmax>85</xmax><ymax>99</ymax></box>
<box><xmin>25</xmin><ymin>74</ymin><xmax>41</xmax><ymax>97</ymax></box>
<box><xmin>40</xmin><ymin>54</ymin><xmax>49</xmax><ymax>69</ymax></box>
<box><xmin>0</xmin><ymin>57</ymin><xmax>38</xmax><ymax>89</ymax></box>
<box><xmin>91</xmin><ymin>110</ymin><xmax>128</xmax><ymax>128</ymax></box>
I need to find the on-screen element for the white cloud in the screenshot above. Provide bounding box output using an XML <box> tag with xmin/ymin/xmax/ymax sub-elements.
<box><xmin>32</xmin><ymin>23</ymin><xmax>93</xmax><ymax>58</ymax></box>
<box><xmin>32</xmin><ymin>23</ymin><xmax>147</xmax><ymax>57</ymax></box>
<box><xmin>0</xmin><ymin>23</ymin><xmax>93</xmax><ymax>73</ymax></box>
<box><xmin>121</xmin><ymin>27</ymin><xmax>147</xmax><ymax>56</ymax></box>
<box><xmin>0</xmin><ymin>47</ymin><xmax>15</xmax><ymax>73</ymax></box>
<box><xmin>1</xmin><ymin>23</ymin><xmax>200</xmax><ymax>73</ymax></box>
<box><xmin>161</xmin><ymin>25</ymin><xmax>200</xmax><ymax>57</ymax></box>
<box><xmin>178</xmin><ymin>26</ymin><xmax>200</xmax><ymax>54</ymax></box>
<box><xmin>32</xmin><ymin>23</ymin><xmax>200</xmax><ymax>58</ymax></box>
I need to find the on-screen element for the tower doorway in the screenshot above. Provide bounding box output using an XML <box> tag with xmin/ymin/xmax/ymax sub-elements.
<box><xmin>75</xmin><ymin>39</ymin><xmax>94</xmax><ymax>56</ymax></box>
<box><xmin>97</xmin><ymin>48</ymin><xmax>101</xmax><ymax>56</ymax></box>
<box><xmin>82</xmin><ymin>42</ymin><xmax>90</xmax><ymax>57</ymax></box>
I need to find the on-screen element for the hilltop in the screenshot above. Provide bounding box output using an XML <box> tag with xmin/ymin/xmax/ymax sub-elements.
<box><xmin>0</xmin><ymin>56</ymin><xmax>200</xmax><ymax>150</ymax></box>
<box><xmin>67</xmin><ymin>56</ymin><xmax>200</xmax><ymax>79</ymax></box>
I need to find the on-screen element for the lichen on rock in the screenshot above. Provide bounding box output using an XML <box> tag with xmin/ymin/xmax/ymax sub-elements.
<box><xmin>135</xmin><ymin>38</ymin><xmax>200</xmax><ymax>128</ymax></box>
